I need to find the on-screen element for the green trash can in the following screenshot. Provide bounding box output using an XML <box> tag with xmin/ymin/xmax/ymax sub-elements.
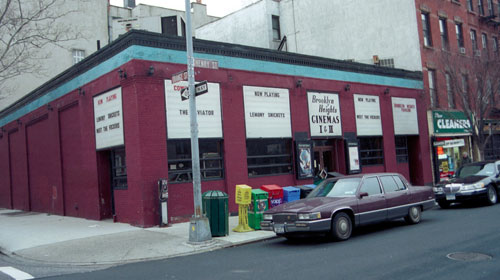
<box><xmin>202</xmin><ymin>190</ymin><xmax>229</xmax><ymax>237</ymax></box>
<box><xmin>248</xmin><ymin>189</ymin><xmax>269</xmax><ymax>230</ymax></box>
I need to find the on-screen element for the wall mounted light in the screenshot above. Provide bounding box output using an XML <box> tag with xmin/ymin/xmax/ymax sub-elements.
<box><xmin>118</xmin><ymin>68</ymin><xmax>127</xmax><ymax>79</ymax></box>
<box><xmin>47</xmin><ymin>104</ymin><xmax>53</xmax><ymax>111</ymax></box>
<box><xmin>17</xmin><ymin>119</ymin><xmax>22</xmax><ymax>125</ymax></box>
<box><xmin>345</xmin><ymin>84</ymin><xmax>351</xmax><ymax>91</ymax></box>
<box><xmin>78</xmin><ymin>87</ymin><xmax>85</xmax><ymax>96</ymax></box>
<box><xmin>296</xmin><ymin>79</ymin><xmax>302</xmax><ymax>88</ymax></box>
<box><xmin>1</xmin><ymin>127</ymin><xmax>5</xmax><ymax>133</ymax></box>
<box><xmin>384</xmin><ymin>88</ymin><xmax>390</xmax><ymax>95</ymax></box>
<box><xmin>147</xmin><ymin>65</ymin><xmax>155</xmax><ymax>76</ymax></box>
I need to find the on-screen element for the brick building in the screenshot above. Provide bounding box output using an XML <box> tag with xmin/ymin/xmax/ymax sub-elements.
<box><xmin>0</xmin><ymin>31</ymin><xmax>432</xmax><ymax>226</ymax></box>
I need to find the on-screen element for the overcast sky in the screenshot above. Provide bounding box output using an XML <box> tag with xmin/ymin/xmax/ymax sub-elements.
<box><xmin>109</xmin><ymin>0</ymin><xmax>258</xmax><ymax>17</ymax></box>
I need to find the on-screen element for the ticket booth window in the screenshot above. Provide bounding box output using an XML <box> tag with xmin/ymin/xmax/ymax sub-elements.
<box><xmin>111</xmin><ymin>147</ymin><xmax>127</xmax><ymax>189</ymax></box>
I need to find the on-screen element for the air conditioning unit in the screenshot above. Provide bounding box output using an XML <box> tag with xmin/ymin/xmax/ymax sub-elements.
<box><xmin>459</xmin><ymin>47</ymin><xmax>466</xmax><ymax>54</ymax></box>
<box><xmin>474</xmin><ymin>50</ymin><xmax>481</xmax><ymax>56</ymax></box>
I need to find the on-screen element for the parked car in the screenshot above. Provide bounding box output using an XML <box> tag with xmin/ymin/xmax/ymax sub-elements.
<box><xmin>260</xmin><ymin>173</ymin><xmax>435</xmax><ymax>241</ymax></box>
<box><xmin>433</xmin><ymin>160</ymin><xmax>500</xmax><ymax>208</ymax></box>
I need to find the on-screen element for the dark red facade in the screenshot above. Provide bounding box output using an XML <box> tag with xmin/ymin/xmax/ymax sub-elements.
<box><xmin>0</xmin><ymin>31</ymin><xmax>432</xmax><ymax>227</ymax></box>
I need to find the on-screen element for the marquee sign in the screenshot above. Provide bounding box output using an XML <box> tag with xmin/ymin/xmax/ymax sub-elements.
<box><xmin>307</xmin><ymin>92</ymin><xmax>342</xmax><ymax>137</ymax></box>
<box><xmin>165</xmin><ymin>80</ymin><xmax>222</xmax><ymax>139</ymax></box>
<box><xmin>354</xmin><ymin>94</ymin><xmax>382</xmax><ymax>136</ymax></box>
<box><xmin>243</xmin><ymin>86</ymin><xmax>291</xmax><ymax>138</ymax></box>
<box><xmin>392</xmin><ymin>97</ymin><xmax>418</xmax><ymax>135</ymax></box>
<box><xmin>93</xmin><ymin>87</ymin><xmax>124</xmax><ymax>150</ymax></box>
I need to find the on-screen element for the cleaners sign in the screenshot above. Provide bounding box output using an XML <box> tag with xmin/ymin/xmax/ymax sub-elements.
<box><xmin>93</xmin><ymin>87</ymin><xmax>124</xmax><ymax>150</ymax></box>
<box><xmin>307</xmin><ymin>92</ymin><xmax>342</xmax><ymax>137</ymax></box>
<box><xmin>243</xmin><ymin>86</ymin><xmax>291</xmax><ymax>138</ymax></box>
<box><xmin>432</xmin><ymin>110</ymin><xmax>471</xmax><ymax>134</ymax></box>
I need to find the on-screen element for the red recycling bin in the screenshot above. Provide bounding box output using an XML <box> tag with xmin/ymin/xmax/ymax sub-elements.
<box><xmin>260</xmin><ymin>184</ymin><xmax>283</xmax><ymax>208</ymax></box>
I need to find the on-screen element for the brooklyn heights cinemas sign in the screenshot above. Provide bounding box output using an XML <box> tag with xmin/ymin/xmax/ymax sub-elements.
<box><xmin>307</xmin><ymin>92</ymin><xmax>342</xmax><ymax>137</ymax></box>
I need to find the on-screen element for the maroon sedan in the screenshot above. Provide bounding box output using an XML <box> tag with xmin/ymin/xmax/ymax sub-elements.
<box><xmin>260</xmin><ymin>173</ymin><xmax>435</xmax><ymax>241</ymax></box>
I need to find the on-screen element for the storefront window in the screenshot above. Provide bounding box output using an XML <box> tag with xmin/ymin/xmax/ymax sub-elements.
<box><xmin>247</xmin><ymin>138</ymin><xmax>292</xmax><ymax>177</ymax></box>
<box><xmin>485</xmin><ymin>134</ymin><xmax>500</xmax><ymax>160</ymax></box>
<box><xmin>167</xmin><ymin>139</ymin><xmax>224</xmax><ymax>183</ymax></box>
<box><xmin>359</xmin><ymin>137</ymin><xmax>384</xmax><ymax>166</ymax></box>
<box><xmin>434</xmin><ymin>137</ymin><xmax>470</xmax><ymax>181</ymax></box>
<box><xmin>395</xmin><ymin>136</ymin><xmax>409</xmax><ymax>163</ymax></box>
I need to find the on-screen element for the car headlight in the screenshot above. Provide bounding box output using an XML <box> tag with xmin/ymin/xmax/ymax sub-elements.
<box><xmin>263</xmin><ymin>214</ymin><xmax>273</xmax><ymax>221</ymax></box>
<box><xmin>460</xmin><ymin>182</ymin><xmax>485</xmax><ymax>191</ymax></box>
<box><xmin>433</xmin><ymin>187</ymin><xmax>443</xmax><ymax>193</ymax></box>
<box><xmin>298</xmin><ymin>212</ymin><xmax>321</xmax><ymax>220</ymax></box>
<box><xmin>473</xmin><ymin>182</ymin><xmax>485</xmax><ymax>189</ymax></box>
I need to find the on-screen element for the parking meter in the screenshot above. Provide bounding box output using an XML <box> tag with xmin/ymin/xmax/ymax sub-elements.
<box><xmin>158</xmin><ymin>179</ymin><xmax>168</xmax><ymax>226</ymax></box>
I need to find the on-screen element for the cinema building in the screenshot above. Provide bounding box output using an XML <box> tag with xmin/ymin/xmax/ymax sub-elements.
<box><xmin>0</xmin><ymin>31</ymin><xmax>432</xmax><ymax>227</ymax></box>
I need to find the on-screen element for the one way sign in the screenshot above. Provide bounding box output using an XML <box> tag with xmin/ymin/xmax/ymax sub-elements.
<box><xmin>180</xmin><ymin>81</ymin><xmax>209</xmax><ymax>101</ymax></box>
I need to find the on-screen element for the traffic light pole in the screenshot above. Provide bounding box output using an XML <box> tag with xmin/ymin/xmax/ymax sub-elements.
<box><xmin>185</xmin><ymin>0</ymin><xmax>211</xmax><ymax>243</ymax></box>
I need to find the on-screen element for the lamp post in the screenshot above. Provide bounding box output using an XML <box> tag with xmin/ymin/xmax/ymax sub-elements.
<box><xmin>185</xmin><ymin>0</ymin><xmax>211</xmax><ymax>243</ymax></box>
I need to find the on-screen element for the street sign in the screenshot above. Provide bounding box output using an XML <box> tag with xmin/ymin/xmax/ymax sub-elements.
<box><xmin>194</xmin><ymin>58</ymin><xmax>218</xmax><ymax>69</ymax></box>
<box><xmin>180</xmin><ymin>81</ymin><xmax>209</xmax><ymax>101</ymax></box>
<box><xmin>172</xmin><ymin>70</ymin><xmax>188</xmax><ymax>84</ymax></box>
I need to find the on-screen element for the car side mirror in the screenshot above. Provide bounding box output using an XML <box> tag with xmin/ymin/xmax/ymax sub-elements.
<box><xmin>359</xmin><ymin>192</ymin><xmax>369</xmax><ymax>198</ymax></box>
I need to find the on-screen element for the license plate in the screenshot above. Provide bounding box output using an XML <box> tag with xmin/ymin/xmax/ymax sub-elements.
<box><xmin>446</xmin><ymin>194</ymin><xmax>456</xmax><ymax>200</ymax></box>
<box><xmin>274</xmin><ymin>224</ymin><xmax>285</xmax><ymax>234</ymax></box>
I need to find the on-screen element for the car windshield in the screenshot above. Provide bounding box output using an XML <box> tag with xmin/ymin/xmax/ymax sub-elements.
<box><xmin>456</xmin><ymin>163</ymin><xmax>495</xmax><ymax>178</ymax></box>
<box><xmin>307</xmin><ymin>178</ymin><xmax>361</xmax><ymax>198</ymax></box>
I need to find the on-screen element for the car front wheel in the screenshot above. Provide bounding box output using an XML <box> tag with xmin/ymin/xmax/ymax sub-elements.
<box><xmin>404</xmin><ymin>206</ymin><xmax>421</xmax><ymax>224</ymax></box>
<box><xmin>486</xmin><ymin>185</ymin><xmax>498</xmax><ymax>205</ymax></box>
<box><xmin>331</xmin><ymin>212</ymin><xmax>352</xmax><ymax>241</ymax></box>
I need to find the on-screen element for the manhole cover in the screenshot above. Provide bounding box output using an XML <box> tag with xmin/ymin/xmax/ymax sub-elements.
<box><xmin>447</xmin><ymin>252</ymin><xmax>492</xmax><ymax>262</ymax></box>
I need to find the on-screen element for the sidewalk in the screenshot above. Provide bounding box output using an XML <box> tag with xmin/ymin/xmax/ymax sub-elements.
<box><xmin>0</xmin><ymin>208</ymin><xmax>276</xmax><ymax>266</ymax></box>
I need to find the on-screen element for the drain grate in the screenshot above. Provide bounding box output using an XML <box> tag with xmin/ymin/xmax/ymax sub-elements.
<box><xmin>447</xmin><ymin>252</ymin><xmax>492</xmax><ymax>262</ymax></box>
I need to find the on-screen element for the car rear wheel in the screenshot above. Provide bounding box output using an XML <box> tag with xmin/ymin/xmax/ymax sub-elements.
<box><xmin>331</xmin><ymin>212</ymin><xmax>352</xmax><ymax>241</ymax></box>
<box><xmin>404</xmin><ymin>206</ymin><xmax>421</xmax><ymax>224</ymax></box>
<box><xmin>486</xmin><ymin>185</ymin><xmax>498</xmax><ymax>205</ymax></box>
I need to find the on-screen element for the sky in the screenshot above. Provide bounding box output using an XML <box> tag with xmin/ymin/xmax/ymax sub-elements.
<box><xmin>109</xmin><ymin>0</ymin><xmax>258</xmax><ymax>17</ymax></box>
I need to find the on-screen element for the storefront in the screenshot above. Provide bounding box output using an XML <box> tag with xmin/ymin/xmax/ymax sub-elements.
<box><xmin>430</xmin><ymin>110</ymin><xmax>472</xmax><ymax>182</ymax></box>
<box><xmin>0</xmin><ymin>30</ymin><xmax>433</xmax><ymax>227</ymax></box>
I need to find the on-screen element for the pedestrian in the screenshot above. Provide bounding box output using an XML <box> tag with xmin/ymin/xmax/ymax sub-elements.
<box><xmin>459</xmin><ymin>151</ymin><xmax>471</xmax><ymax>167</ymax></box>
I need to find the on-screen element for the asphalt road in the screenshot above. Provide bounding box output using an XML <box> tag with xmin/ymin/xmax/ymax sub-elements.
<box><xmin>3</xmin><ymin>203</ymin><xmax>500</xmax><ymax>280</ymax></box>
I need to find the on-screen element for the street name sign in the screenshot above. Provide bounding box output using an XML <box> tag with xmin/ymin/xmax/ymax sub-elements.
<box><xmin>180</xmin><ymin>81</ymin><xmax>209</xmax><ymax>101</ymax></box>
<box><xmin>172</xmin><ymin>70</ymin><xmax>188</xmax><ymax>84</ymax></box>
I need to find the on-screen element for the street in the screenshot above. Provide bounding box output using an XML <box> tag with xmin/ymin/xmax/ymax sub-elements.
<box><xmin>1</xmin><ymin>203</ymin><xmax>498</xmax><ymax>280</ymax></box>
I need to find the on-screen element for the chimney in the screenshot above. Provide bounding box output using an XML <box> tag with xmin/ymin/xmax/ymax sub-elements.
<box><xmin>123</xmin><ymin>0</ymin><xmax>136</xmax><ymax>8</ymax></box>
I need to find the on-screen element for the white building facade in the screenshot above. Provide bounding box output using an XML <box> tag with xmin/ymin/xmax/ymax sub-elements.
<box><xmin>196</xmin><ymin>0</ymin><xmax>423</xmax><ymax>71</ymax></box>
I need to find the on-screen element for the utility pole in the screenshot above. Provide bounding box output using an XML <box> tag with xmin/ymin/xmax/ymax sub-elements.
<box><xmin>185</xmin><ymin>0</ymin><xmax>211</xmax><ymax>243</ymax></box>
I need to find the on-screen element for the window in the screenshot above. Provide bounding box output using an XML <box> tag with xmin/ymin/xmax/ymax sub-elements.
<box><xmin>395</xmin><ymin>136</ymin><xmax>409</xmax><ymax>163</ymax></box>
<box><xmin>467</xmin><ymin>0</ymin><xmax>474</xmax><ymax>11</ymax></box>
<box><xmin>485</xmin><ymin>134</ymin><xmax>500</xmax><ymax>160</ymax></box>
<box><xmin>439</xmin><ymin>18</ymin><xmax>449</xmax><ymax>51</ymax></box>
<box><xmin>167</xmin><ymin>139</ymin><xmax>224</xmax><ymax>182</ymax></box>
<box><xmin>470</xmin><ymin>29</ymin><xmax>478</xmax><ymax>51</ymax></box>
<box><xmin>272</xmin><ymin>15</ymin><xmax>281</xmax><ymax>40</ymax></box>
<box><xmin>379</xmin><ymin>58</ymin><xmax>395</xmax><ymax>68</ymax></box>
<box><xmin>456</xmin><ymin>23</ymin><xmax>465</xmax><ymax>49</ymax></box>
<box><xmin>461</xmin><ymin>74</ymin><xmax>469</xmax><ymax>94</ymax></box>
<box><xmin>360</xmin><ymin>177</ymin><xmax>382</xmax><ymax>196</ymax></box>
<box><xmin>72</xmin><ymin>49</ymin><xmax>85</xmax><ymax>65</ymax></box>
<box><xmin>111</xmin><ymin>147</ymin><xmax>127</xmax><ymax>189</ymax></box>
<box><xmin>421</xmin><ymin>13</ymin><xmax>432</xmax><ymax>47</ymax></box>
<box><xmin>392</xmin><ymin>176</ymin><xmax>408</xmax><ymax>190</ymax></box>
<box><xmin>482</xmin><ymin>33</ymin><xmax>488</xmax><ymax>54</ymax></box>
<box><xmin>493</xmin><ymin>36</ymin><xmax>498</xmax><ymax>54</ymax></box>
<box><xmin>428</xmin><ymin>69</ymin><xmax>438</xmax><ymax>107</ymax></box>
<box><xmin>247</xmin><ymin>138</ymin><xmax>292</xmax><ymax>177</ymax></box>
<box><xmin>161</xmin><ymin>16</ymin><xmax>178</xmax><ymax>36</ymax></box>
<box><xmin>478</xmin><ymin>0</ymin><xmax>485</xmax><ymax>15</ymax></box>
<box><xmin>446</xmin><ymin>73</ymin><xmax>455</xmax><ymax>108</ymax></box>
<box><xmin>359</xmin><ymin>137</ymin><xmax>384</xmax><ymax>166</ymax></box>
<box><xmin>380</xmin><ymin>176</ymin><xmax>399</xmax><ymax>193</ymax></box>
<box><xmin>487</xmin><ymin>0</ymin><xmax>494</xmax><ymax>16</ymax></box>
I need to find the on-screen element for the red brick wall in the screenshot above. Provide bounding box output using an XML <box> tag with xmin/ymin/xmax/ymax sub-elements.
<box><xmin>9</xmin><ymin>129</ymin><xmax>30</xmax><ymax>211</ymax></box>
